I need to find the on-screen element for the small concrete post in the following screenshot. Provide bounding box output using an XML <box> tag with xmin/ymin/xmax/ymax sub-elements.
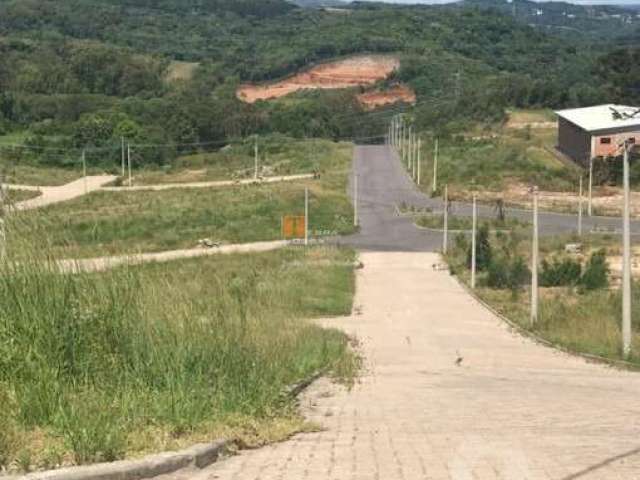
<box><xmin>304</xmin><ymin>186</ymin><xmax>309</xmax><ymax>247</ymax></box>
<box><xmin>622</xmin><ymin>143</ymin><xmax>632</xmax><ymax>358</ymax></box>
<box><xmin>531</xmin><ymin>186</ymin><xmax>539</xmax><ymax>325</ymax></box>
<box><xmin>471</xmin><ymin>194</ymin><xmax>477</xmax><ymax>289</ymax></box>
<box><xmin>443</xmin><ymin>184</ymin><xmax>448</xmax><ymax>254</ymax></box>
<box><xmin>578</xmin><ymin>176</ymin><xmax>583</xmax><ymax>236</ymax></box>
<box><xmin>433</xmin><ymin>138</ymin><xmax>439</xmax><ymax>193</ymax></box>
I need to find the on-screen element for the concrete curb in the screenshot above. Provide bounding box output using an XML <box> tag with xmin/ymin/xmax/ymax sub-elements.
<box><xmin>451</xmin><ymin>266</ymin><xmax>640</xmax><ymax>371</ymax></box>
<box><xmin>19</xmin><ymin>440</ymin><xmax>230</xmax><ymax>480</ymax></box>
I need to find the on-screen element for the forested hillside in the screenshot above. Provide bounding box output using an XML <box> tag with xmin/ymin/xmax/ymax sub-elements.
<box><xmin>0</xmin><ymin>0</ymin><xmax>636</xmax><ymax>168</ymax></box>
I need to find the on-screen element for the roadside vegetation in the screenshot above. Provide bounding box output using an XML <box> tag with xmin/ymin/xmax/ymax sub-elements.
<box><xmin>415</xmin><ymin>214</ymin><xmax>526</xmax><ymax>231</ymax></box>
<box><xmin>445</xmin><ymin>226</ymin><xmax>640</xmax><ymax>365</ymax></box>
<box><xmin>5</xmin><ymin>189</ymin><xmax>41</xmax><ymax>203</ymax></box>
<box><xmin>0</xmin><ymin>237</ymin><xmax>358</xmax><ymax>473</ymax></box>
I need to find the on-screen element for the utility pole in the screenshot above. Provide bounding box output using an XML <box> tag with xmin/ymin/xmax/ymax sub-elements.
<box><xmin>622</xmin><ymin>142</ymin><xmax>632</xmax><ymax>358</ymax></box>
<box><xmin>0</xmin><ymin>174</ymin><xmax>5</xmax><ymax>261</ymax></box>
<box><xmin>254</xmin><ymin>135</ymin><xmax>259</xmax><ymax>180</ymax></box>
<box><xmin>588</xmin><ymin>157</ymin><xmax>593</xmax><ymax>216</ymax></box>
<box><xmin>353</xmin><ymin>173</ymin><xmax>358</xmax><ymax>227</ymax></box>
<box><xmin>443</xmin><ymin>184</ymin><xmax>449</xmax><ymax>254</ymax></box>
<box><xmin>407</xmin><ymin>126</ymin><xmax>412</xmax><ymax>170</ymax></box>
<box><xmin>471</xmin><ymin>194</ymin><xmax>477</xmax><ymax>289</ymax></box>
<box><xmin>82</xmin><ymin>149</ymin><xmax>87</xmax><ymax>194</ymax></box>
<box><xmin>400</xmin><ymin>121</ymin><xmax>405</xmax><ymax>164</ymax></box>
<box><xmin>127</xmin><ymin>144</ymin><xmax>132</xmax><ymax>188</ymax></box>
<box><xmin>121</xmin><ymin>137</ymin><xmax>126</xmax><ymax>178</ymax></box>
<box><xmin>531</xmin><ymin>186</ymin><xmax>539</xmax><ymax>325</ymax></box>
<box><xmin>413</xmin><ymin>131</ymin><xmax>417</xmax><ymax>177</ymax></box>
<box><xmin>433</xmin><ymin>138</ymin><xmax>439</xmax><ymax>193</ymax></box>
<box><xmin>417</xmin><ymin>138</ymin><xmax>422</xmax><ymax>185</ymax></box>
<box><xmin>304</xmin><ymin>186</ymin><xmax>309</xmax><ymax>247</ymax></box>
<box><xmin>578</xmin><ymin>175</ymin><xmax>583</xmax><ymax>237</ymax></box>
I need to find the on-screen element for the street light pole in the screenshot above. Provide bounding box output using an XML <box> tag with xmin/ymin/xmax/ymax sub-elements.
<box><xmin>622</xmin><ymin>142</ymin><xmax>632</xmax><ymax>358</ymax></box>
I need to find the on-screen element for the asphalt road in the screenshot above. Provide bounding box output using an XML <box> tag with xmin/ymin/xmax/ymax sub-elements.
<box><xmin>338</xmin><ymin>145</ymin><xmax>640</xmax><ymax>252</ymax></box>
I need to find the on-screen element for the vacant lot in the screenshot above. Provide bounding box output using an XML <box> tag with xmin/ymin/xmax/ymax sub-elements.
<box><xmin>22</xmin><ymin>141</ymin><xmax>353</xmax><ymax>258</ymax></box>
<box><xmin>417</xmin><ymin>112</ymin><xmax>577</xmax><ymax>200</ymax></box>
<box><xmin>132</xmin><ymin>139</ymin><xmax>349</xmax><ymax>186</ymax></box>
<box><xmin>0</xmin><ymin>245</ymin><xmax>357</xmax><ymax>472</ymax></box>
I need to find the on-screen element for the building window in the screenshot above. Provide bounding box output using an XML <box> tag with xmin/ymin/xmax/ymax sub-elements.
<box><xmin>600</xmin><ymin>137</ymin><xmax>612</xmax><ymax>144</ymax></box>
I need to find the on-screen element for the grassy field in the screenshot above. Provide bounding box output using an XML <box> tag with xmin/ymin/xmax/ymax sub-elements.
<box><xmin>0</xmin><ymin>162</ymin><xmax>86</xmax><ymax>186</ymax></box>
<box><xmin>0</xmin><ymin>244</ymin><xmax>358</xmax><ymax>472</ymax></box>
<box><xmin>5</xmin><ymin>189</ymin><xmax>42</xmax><ymax>203</ymax></box>
<box><xmin>415</xmin><ymin>110</ymin><xmax>580</xmax><ymax>201</ymax></box>
<box><xmin>21</xmin><ymin>141</ymin><xmax>354</xmax><ymax>258</ymax></box>
<box><xmin>445</xmin><ymin>226</ymin><xmax>640</xmax><ymax>365</ymax></box>
<box><xmin>131</xmin><ymin>138</ymin><xmax>344</xmax><ymax>186</ymax></box>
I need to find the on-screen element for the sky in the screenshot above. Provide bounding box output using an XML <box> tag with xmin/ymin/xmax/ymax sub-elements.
<box><xmin>360</xmin><ymin>0</ymin><xmax>640</xmax><ymax>4</ymax></box>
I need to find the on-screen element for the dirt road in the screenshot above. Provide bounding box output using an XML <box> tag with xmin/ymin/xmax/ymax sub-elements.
<box><xmin>58</xmin><ymin>240</ymin><xmax>292</xmax><ymax>273</ymax></box>
<box><xmin>100</xmin><ymin>174</ymin><xmax>315</xmax><ymax>191</ymax></box>
<box><xmin>6</xmin><ymin>175</ymin><xmax>117</xmax><ymax>210</ymax></box>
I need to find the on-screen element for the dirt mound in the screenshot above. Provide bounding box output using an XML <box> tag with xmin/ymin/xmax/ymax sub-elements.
<box><xmin>357</xmin><ymin>84</ymin><xmax>416</xmax><ymax>110</ymax></box>
<box><xmin>237</xmin><ymin>55</ymin><xmax>400</xmax><ymax>103</ymax></box>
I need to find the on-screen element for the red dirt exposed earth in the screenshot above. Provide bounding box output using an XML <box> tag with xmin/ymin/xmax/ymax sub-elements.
<box><xmin>357</xmin><ymin>84</ymin><xmax>416</xmax><ymax>110</ymax></box>
<box><xmin>236</xmin><ymin>55</ymin><xmax>413</xmax><ymax>108</ymax></box>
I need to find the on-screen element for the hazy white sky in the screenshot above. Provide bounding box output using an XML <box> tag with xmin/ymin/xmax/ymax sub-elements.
<box><xmin>363</xmin><ymin>0</ymin><xmax>640</xmax><ymax>4</ymax></box>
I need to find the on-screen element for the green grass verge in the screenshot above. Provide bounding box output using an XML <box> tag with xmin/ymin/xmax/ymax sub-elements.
<box><xmin>415</xmin><ymin>214</ymin><xmax>526</xmax><ymax>231</ymax></box>
<box><xmin>444</xmin><ymin>228</ymin><xmax>640</xmax><ymax>365</ymax></box>
<box><xmin>0</xmin><ymin>244</ymin><xmax>358</xmax><ymax>472</ymax></box>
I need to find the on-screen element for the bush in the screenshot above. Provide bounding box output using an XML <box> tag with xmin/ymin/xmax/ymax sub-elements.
<box><xmin>467</xmin><ymin>224</ymin><xmax>492</xmax><ymax>271</ymax></box>
<box><xmin>540</xmin><ymin>257</ymin><xmax>582</xmax><ymax>287</ymax></box>
<box><xmin>486</xmin><ymin>257</ymin><xmax>509</xmax><ymax>289</ymax></box>
<box><xmin>580</xmin><ymin>249</ymin><xmax>609</xmax><ymax>291</ymax></box>
<box><xmin>486</xmin><ymin>255</ymin><xmax>530</xmax><ymax>292</ymax></box>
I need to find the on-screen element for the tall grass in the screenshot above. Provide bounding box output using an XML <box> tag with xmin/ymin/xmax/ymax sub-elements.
<box><xmin>0</xmin><ymin>219</ymin><xmax>356</xmax><ymax>471</ymax></box>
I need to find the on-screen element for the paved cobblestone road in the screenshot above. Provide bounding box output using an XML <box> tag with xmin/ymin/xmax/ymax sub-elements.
<box><xmin>171</xmin><ymin>251</ymin><xmax>640</xmax><ymax>480</ymax></box>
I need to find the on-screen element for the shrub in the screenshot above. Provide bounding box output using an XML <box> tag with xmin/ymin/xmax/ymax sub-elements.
<box><xmin>540</xmin><ymin>257</ymin><xmax>582</xmax><ymax>287</ymax></box>
<box><xmin>486</xmin><ymin>257</ymin><xmax>509</xmax><ymax>289</ymax></box>
<box><xmin>467</xmin><ymin>224</ymin><xmax>492</xmax><ymax>271</ymax></box>
<box><xmin>508</xmin><ymin>256</ymin><xmax>531</xmax><ymax>292</ymax></box>
<box><xmin>486</xmin><ymin>255</ymin><xmax>530</xmax><ymax>292</ymax></box>
<box><xmin>580</xmin><ymin>249</ymin><xmax>609</xmax><ymax>291</ymax></box>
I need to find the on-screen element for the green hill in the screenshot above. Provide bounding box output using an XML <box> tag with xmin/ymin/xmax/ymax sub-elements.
<box><xmin>0</xmin><ymin>0</ymin><xmax>635</xmax><ymax>168</ymax></box>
